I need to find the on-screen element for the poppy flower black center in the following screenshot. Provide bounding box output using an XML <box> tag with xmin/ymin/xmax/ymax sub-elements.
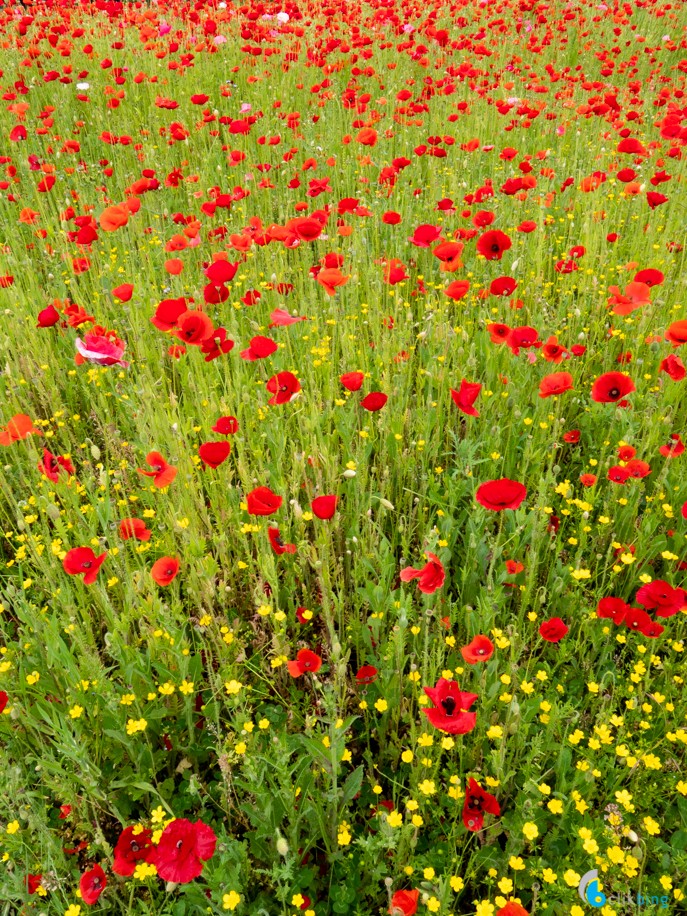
<box><xmin>82</xmin><ymin>561</ymin><xmax>92</xmax><ymax>568</ymax></box>
<box><xmin>93</xmin><ymin>878</ymin><xmax>101</xmax><ymax>888</ymax></box>
<box><xmin>491</xmin><ymin>243</ymin><xmax>500</xmax><ymax>252</ymax></box>
<box><xmin>441</xmin><ymin>696</ymin><xmax>456</xmax><ymax>716</ymax></box>
<box><xmin>609</xmin><ymin>387</ymin><xmax>620</xmax><ymax>398</ymax></box>
<box><xmin>176</xmin><ymin>839</ymin><xmax>184</xmax><ymax>849</ymax></box>
<box><xmin>280</xmin><ymin>385</ymin><xmax>289</xmax><ymax>392</ymax></box>
<box><xmin>468</xmin><ymin>796</ymin><xmax>483</xmax><ymax>810</ymax></box>
<box><xmin>130</xmin><ymin>842</ymin><xmax>140</xmax><ymax>852</ymax></box>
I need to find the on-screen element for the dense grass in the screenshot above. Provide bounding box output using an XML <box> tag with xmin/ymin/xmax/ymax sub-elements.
<box><xmin>0</xmin><ymin>0</ymin><xmax>686</xmax><ymax>914</ymax></box>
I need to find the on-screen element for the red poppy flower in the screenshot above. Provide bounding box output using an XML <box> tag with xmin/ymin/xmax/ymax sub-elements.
<box><xmin>287</xmin><ymin>648</ymin><xmax>322</xmax><ymax>678</ymax></box>
<box><xmin>461</xmin><ymin>635</ymin><xmax>494</xmax><ymax>664</ymax></box>
<box><xmin>100</xmin><ymin>204</ymin><xmax>129</xmax><ymax>232</ymax></box>
<box><xmin>607</xmin><ymin>281</ymin><xmax>651</xmax><ymax>316</ymax></box>
<box><xmin>246</xmin><ymin>486</ymin><xmax>283</xmax><ymax>516</ymax></box>
<box><xmin>201</xmin><ymin>327</ymin><xmax>235</xmax><ymax>362</ymax></box>
<box><xmin>198</xmin><ymin>441</ymin><xmax>231</xmax><ymax>468</ymax></box>
<box><xmin>63</xmin><ymin>547</ymin><xmax>107</xmax><ymax>585</ymax></box>
<box><xmin>490</xmin><ymin>276</ymin><xmax>517</xmax><ymax>297</ymax></box>
<box><xmin>659</xmin><ymin>433</ymin><xmax>684</xmax><ymax>458</ymax></box>
<box><xmin>462</xmin><ymin>778</ymin><xmax>500</xmax><ymax>831</ymax></box>
<box><xmin>151</xmin><ymin>557</ymin><xmax>180</xmax><ymax>587</ymax></box>
<box><xmin>659</xmin><ymin>354</ymin><xmax>686</xmax><ymax>381</ymax></box>
<box><xmin>476</xmin><ymin>229</ymin><xmax>512</xmax><ymax>260</ymax></box>
<box><xmin>624</xmin><ymin>606</ymin><xmax>654</xmax><ymax>634</ymax></box>
<box><xmin>647</xmin><ymin>191</ymin><xmax>668</xmax><ymax>209</ymax></box>
<box><xmin>563</xmin><ymin>429</ymin><xmax>581</xmax><ymax>443</ymax></box>
<box><xmin>138</xmin><ymin>451</ymin><xmax>177</xmax><ymax>488</ymax></box>
<box><xmin>389</xmin><ymin>890</ymin><xmax>419</xmax><ymax>916</ymax></box>
<box><xmin>151</xmin><ymin>297</ymin><xmax>187</xmax><ymax>332</ymax></box>
<box><xmin>175</xmin><ymin>310</ymin><xmax>214</xmax><ymax>346</ymax></box>
<box><xmin>316</xmin><ymin>267</ymin><xmax>350</xmax><ymax>296</ymax></box>
<box><xmin>634</xmin><ymin>268</ymin><xmax>664</xmax><ymax>287</ymax></box>
<box><xmin>608</xmin><ymin>465</ymin><xmax>630</xmax><ymax>484</ymax></box>
<box><xmin>295</xmin><ymin>606</ymin><xmax>311</xmax><ymax>624</ymax></box>
<box><xmin>0</xmin><ymin>691</ymin><xmax>8</xmax><ymax>714</ymax></box>
<box><xmin>539</xmin><ymin>372</ymin><xmax>573</xmax><ymax>398</ymax></box>
<box><xmin>475</xmin><ymin>479</ymin><xmax>527</xmax><ymax>511</ymax></box>
<box><xmin>433</xmin><ymin>241</ymin><xmax>464</xmax><ymax>272</ymax></box>
<box><xmin>119</xmin><ymin>518</ymin><xmax>152</xmax><ymax>542</ymax></box>
<box><xmin>240</xmin><ymin>336</ymin><xmax>278</xmax><ymax>361</ymax></box>
<box><xmin>666</xmin><ymin>320</ymin><xmax>687</xmax><ymax>347</ymax></box>
<box><xmin>270</xmin><ymin>308</ymin><xmax>307</xmax><ymax>327</ymax></box>
<box><xmin>340</xmin><ymin>371</ymin><xmax>364</xmax><ymax>391</ymax></box>
<box><xmin>400</xmin><ymin>553</ymin><xmax>445</xmax><ymax>594</ymax></box>
<box><xmin>636</xmin><ymin>580</ymin><xmax>687</xmax><ymax>618</ymax></box>
<box><xmin>266</xmin><ymin>371</ymin><xmax>301</xmax><ymax>405</ymax></box>
<box><xmin>0</xmin><ymin>413</ymin><xmax>42</xmax><ymax>446</ymax></box>
<box><xmin>204</xmin><ymin>259</ymin><xmax>238</xmax><ymax>284</ymax></box>
<box><xmin>597</xmin><ymin>597</ymin><xmax>629</xmax><ymax>625</ymax></box>
<box><xmin>152</xmin><ymin>819</ymin><xmax>216</xmax><ymax>884</ymax></box>
<box><xmin>26</xmin><ymin>875</ymin><xmax>43</xmax><ymax>895</ymax></box>
<box><xmin>507</xmin><ymin>326</ymin><xmax>541</xmax><ymax>356</ymax></box>
<box><xmin>212</xmin><ymin>416</ymin><xmax>239</xmax><ymax>435</ymax></box>
<box><xmin>624</xmin><ymin>459</ymin><xmax>651</xmax><ymax>479</ymax></box>
<box><xmin>444</xmin><ymin>279</ymin><xmax>470</xmax><ymax>300</ymax></box>
<box><xmin>580</xmin><ymin>473</ymin><xmax>597</xmax><ymax>487</ymax></box>
<box><xmin>423</xmin><ymin>678</ymin><xmax>477</xmax><ymax>735</ymax></box>
<box><xmin>312</xmin><ymin>495</ymin><xmax>338</xmax><ymax>519</ymax></box>
<box><xmin>541</xmin><ymin>337</ymin><xmax>568</xmax><ymax>363</ymax></box>
<box><xmin>538</xmin><ymin>617</ymin><xmax>569</xmax><ymax>642</ymax></box>
<box><xmin>517</xmin><ymin>220</ymin><xmax>537</xmax><ymax>233</ymax></box>
<box><xmin>267</xmin><ymin>527</ymin><xmax>296</xmax><ymax>555</ymax></box>
<box><xmin>80</xmin><ymin>864</ymin><xmax>107</xmax><ymax>905</ymax></box>
<box><xmin>37</xmin><ymin>303</ymin><xmax>60</xmax><ymax>328</ymax></box>
<box><xmin>590</xmin><ymin>372</ymin><xmax>635</xmax><ymax>404</ymax></box>
<box><xmin>241</xmin><ymin>289</ymin><xmax>261</xmax><ymax>307</ymax></box>
<box><xmin>37</xmin><ymin>449</ymin><xmax>75</xmax><ymax>482</ymax></box>
<box><xmin>355</xmin><ymin>665</ymin><xmax>378</xmax><ymax>685</ymax></box>
<box><xmin>505</xmin><ymin>560</ymin><xmax>524</xmax><ymax>575</ymax></box>
<box><xmin>451</xmin><ymin>379</ymin><xmax>481</xmax><ymax>417</ymax></box>
<box><xmin>473</xmin><ymin>210</ymin><xmax>495</xmax><ymax>228</ymax></box>
<box><xmin>408</xmin><ymin>224</ymin><xmax>442</xmax><ymax>247</ymax></box>
<box><xmin>497</xmin><ymin>903</ymin><xmax>529</xmax><ymax>916</ymax></box>
<box><xmin>487</xmin><ymin>323</ymin><xmax>511</xmax><ymax>344</ymax></box>
<box><xmin>640</xmin><ymin>619</ymin><xmax>665</xmax><ymax>639</ymax></box>
<box><xmin>360</xmin><ymin>392</ymin><xmax>388</xmax><ymax>411</ymax></box>
<box><xmin>112</xmin><ymin>283</ymin><xmax>134</xmax><ymax>302</ymax></box>
<box><xmin>288</xmin><ymin>217</ymin><xmax>323</xmax><ymax>242</ymax></box>
<box><xmin>382</xmin><ymin>211</ymin><xmax>401</xmax><ymax>225</ymax></box>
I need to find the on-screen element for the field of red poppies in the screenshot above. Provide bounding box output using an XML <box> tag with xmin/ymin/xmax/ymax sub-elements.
<box><xmin>0</xmin><ymin>0</ymin><xmax>686</xmax><ymax>914</ymax></box>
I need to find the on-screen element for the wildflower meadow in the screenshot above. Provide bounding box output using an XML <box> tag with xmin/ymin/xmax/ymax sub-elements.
<box><xmin>0</xmin><ymin>0</ymin><xmax>686</xmax><ymax>914</ymax></box>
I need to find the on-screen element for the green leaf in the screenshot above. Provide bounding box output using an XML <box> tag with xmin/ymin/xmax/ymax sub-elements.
<box><xmin>341</xmin><ymin>766</ymin><xmax>364</xmax><ymax>805</ymax></box>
